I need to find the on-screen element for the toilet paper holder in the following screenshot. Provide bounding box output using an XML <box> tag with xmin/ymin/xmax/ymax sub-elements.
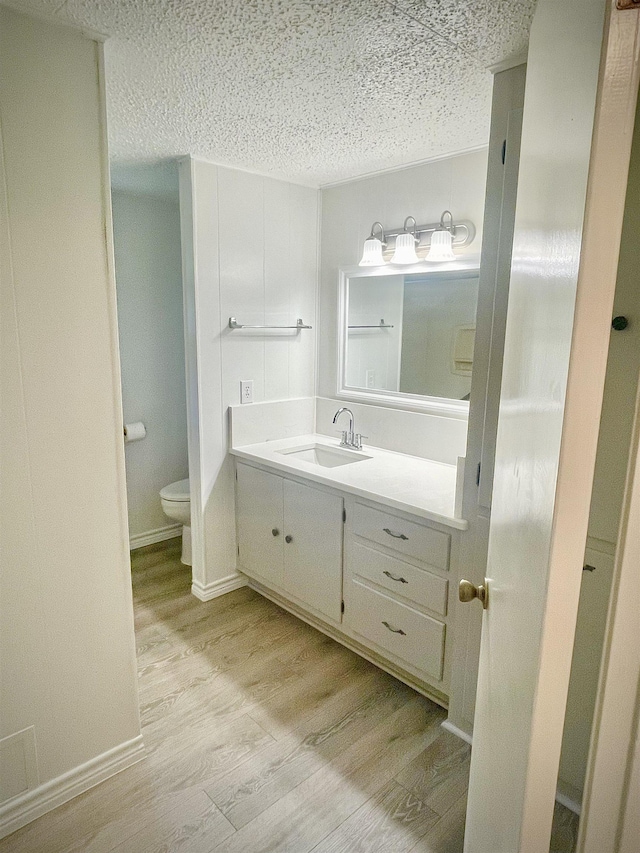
<box><xmin>123</xmin><ymin>422</ymin><xmax>146</xmax><ymax>443</ymax></box>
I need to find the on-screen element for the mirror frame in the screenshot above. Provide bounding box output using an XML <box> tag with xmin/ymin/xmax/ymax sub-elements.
<box><xmin>337</xmin><ymin>258</ymin><xmax>481</xmax><ymax>419</ymax></box>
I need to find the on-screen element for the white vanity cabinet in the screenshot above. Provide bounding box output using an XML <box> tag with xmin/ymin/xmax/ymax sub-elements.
<box><xmin>236</xmin><ymin>462</ymin><xmax>344</xmax><ymax>623</ymax></box>
<box><xmin>232</xmin><ymin>438</ymin><xmax>463</xmax><ymax>707</ymax></box>
<box><xmin>343</xmin><ymin>501</ymin><xmax>453</xmax><ymax>697</ymax></box>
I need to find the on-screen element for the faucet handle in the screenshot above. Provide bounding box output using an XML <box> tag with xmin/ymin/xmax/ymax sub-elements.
<box><xmin>353</xmin><ymin>434</ymin><xmax>368</xmax><ymax>450</ymax></box>
<box><xmin>336</xmin><ymin>429</ymin><xmax>349</xmax><ymax>447</ymax></box>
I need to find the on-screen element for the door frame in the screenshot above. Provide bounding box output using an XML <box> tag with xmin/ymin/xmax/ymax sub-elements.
<box><xmin>517</xmin><ymin>1</ymin><xmax>640</xmax><ymax>846</ymax></box>
<box><xmin>574</xmin><ymin>8</ymin><xmax>640</xmax><ymax>851</ymax></box>
<box><xmin>520</xmin><ymin>3</ymin><xmax>640</xmax><ymax>847</ymax></box>
<box><xmin>579</xmin><ymin>298</ymin><xmax>640</xmax><ymax>849</ymax></box>
<box><xmin>463</xmin><ymin>1</ymin><xmax>640</xmax><ymax>850</ymax></box>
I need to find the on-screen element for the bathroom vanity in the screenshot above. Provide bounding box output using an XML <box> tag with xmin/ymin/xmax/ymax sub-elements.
<box><xmin>231</xmin><ymin>434</ymin><xmax>466</xmax><ymax>707</ymax></box>
<box><xmin>226</xmin><ymin>259</ymin><xmax>481</xmax><ymax>707</ymax></box>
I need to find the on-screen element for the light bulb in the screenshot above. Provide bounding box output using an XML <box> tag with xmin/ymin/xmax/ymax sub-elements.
<box><xmin>426</xmin><ymin>228</ymin><xmax>455</xmax><ymax>262</ymax></box>
<box><xmin>391</xmin><ymin>231</ymin><xmax>419</xmax><ymax>265</ymax></box>
<box><xmin>359</xmin><ymin>236</ymin><xmax>386</xmax><ymax>266</ymax></box>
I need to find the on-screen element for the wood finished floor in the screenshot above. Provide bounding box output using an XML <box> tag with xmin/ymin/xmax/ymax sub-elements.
<box><xmin>1</xmin><ymin>539</ymin><xmax>578</xmax><ymax>853</ymax></box>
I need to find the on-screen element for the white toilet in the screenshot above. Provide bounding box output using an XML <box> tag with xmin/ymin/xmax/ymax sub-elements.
<box><xmin>160</xmin><ymin>478</ymin><xmax>191</xmax><ymax>565</ymax></box>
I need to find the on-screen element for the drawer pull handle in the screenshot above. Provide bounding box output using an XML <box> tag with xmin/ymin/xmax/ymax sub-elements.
<box><xmin>383</xmin><ymin>571</ymin><xmax>408</xmax><ymax>584</ymax></box>
<box><xmin>382</xmin><ymin>620</ymin><xmax>406</xmax><ymax>636</ymax></box>
<box><xmin>383</xmin><ymin>528</ymin><xmax>408</xmax><ymax>541</ymax></box>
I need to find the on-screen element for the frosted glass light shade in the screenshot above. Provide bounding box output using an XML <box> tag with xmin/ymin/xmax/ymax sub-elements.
<box><xmin>427</xmin><ymin>228</ymin><xmax>455</xmax><ymax>262</ymax></box>
<box><xmin>359</xmin><ymin>236</ymin><xmax>385</xmax><ymax>266</ymax></box>
<box><xmin>391</xmin><ymin>232</ymin><xmax>419</xmax><ymax>265</ymax></box>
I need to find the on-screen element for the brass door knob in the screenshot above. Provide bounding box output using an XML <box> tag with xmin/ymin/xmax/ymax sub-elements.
<box><xmin>459</xmin><ymin>579</ymin><xmax>489</xmax><ymax>609</ymax></box>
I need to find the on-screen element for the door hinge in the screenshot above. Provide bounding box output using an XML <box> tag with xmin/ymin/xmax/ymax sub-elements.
<box><xmin>342</xmin><ymin>508</ymin><xmax>346</xmax><ymax>523</ymax></box>
<box><xmin>237</xmin><ymin>545</ymin><xmax>240</xmax><ymax>556</ymax></box>
<box><xmin>501</xmin><ymin>139</ymin><xmax>507</xmax><ymax>165</ymax></box>
<box><xmin>235</xmin><ymin>469</ymin><xmax>238</xmax><ymax>481</ymax></box>
<box><xmin>476</xmin><ymin>462</ymin><xmax>481</xmax><ymax>486</ymax></box>
<box><xmin>341</xmin><ymin>600</ymin><xmax>345</xmax><ymax>614</ymax></box>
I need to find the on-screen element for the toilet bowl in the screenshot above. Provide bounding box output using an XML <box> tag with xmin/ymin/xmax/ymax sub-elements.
<box><xmin>160</xmin><ymin>478</ymin><xmax>191</xmax><ymax>565</ymax></box>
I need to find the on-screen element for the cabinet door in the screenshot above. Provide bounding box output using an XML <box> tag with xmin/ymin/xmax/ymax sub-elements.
<box><xmin>236</xmin><ymin>464</ymin><xmax>284</xmax><ymax>587</ymax></box>
<box><xmin>283</xmin><ymin>479</ymin><xmax>343</xmax><ymax>623</ymax></box>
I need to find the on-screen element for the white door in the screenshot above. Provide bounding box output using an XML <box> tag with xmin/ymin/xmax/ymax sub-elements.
<box><xmin>283</xmin><ymin>479</ymin><xmax>343</xmax><ymax>623</ymax></box>
<box><xmin>464</xmin><ymin>1</ymin><xmax>640</xmax><ymax>851</ymax></box>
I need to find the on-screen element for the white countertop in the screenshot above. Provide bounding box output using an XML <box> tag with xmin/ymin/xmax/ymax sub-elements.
<box><xmin>230</xmin><ymin>434</ymin><xmax>467</xmax><ymax>531</ymax></box>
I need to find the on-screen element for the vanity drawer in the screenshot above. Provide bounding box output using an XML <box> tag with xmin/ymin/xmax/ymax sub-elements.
<box><xmin>346</xmin><ymin>579</ymin><xmax>445</xmax><ymax>681</ymax></box>
<box><xmin>352</xmin><ymin>503</ymin><xmax>450</xmax><ymax>570</ymax></box>
<box><xmin>351</xmin><ymin>541</ymin><xmax>448</xmax><ymax>616</ymax></box>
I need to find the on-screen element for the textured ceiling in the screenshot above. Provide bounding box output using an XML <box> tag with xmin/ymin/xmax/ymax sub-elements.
<box><xmin>13</xmin><ymin>0</ymin><xmax>536</xmax><ymax>185</ymax></box>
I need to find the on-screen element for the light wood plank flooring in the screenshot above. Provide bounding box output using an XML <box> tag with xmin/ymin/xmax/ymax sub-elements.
<box><xmin>1</xmin><ymin>539</ymin><xmax>578</xmax><ymax>852</ymax></box>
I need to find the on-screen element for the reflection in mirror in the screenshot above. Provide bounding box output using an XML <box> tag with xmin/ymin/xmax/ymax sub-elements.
<box><xmin>344</xmin><ymin>269</ymin><xmax>479</xmax><ymax>403</ymax></box>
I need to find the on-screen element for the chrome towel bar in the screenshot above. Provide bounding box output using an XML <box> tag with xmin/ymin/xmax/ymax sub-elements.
<box><xmin>348</xmin><ymin>319</ymin><xmax>394</xmax><ymax>329</ymax></box>
<box><xmin>228</xmin><ymin>317</ymin><xmax>312</xmax><ymax>331</ymax></box>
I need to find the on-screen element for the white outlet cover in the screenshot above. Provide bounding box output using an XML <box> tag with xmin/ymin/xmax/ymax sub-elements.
<box><xmin>240</xmin><ymin>380</ymin><xmax>253</xmax><ymax>404</ymax></box>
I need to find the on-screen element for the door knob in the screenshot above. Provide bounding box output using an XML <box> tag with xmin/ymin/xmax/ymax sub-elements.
<box><xmin>459</xmin><ymin>579</ymin><xmax>489</xmax><ymax>609</ymax></box>
<box><xmin>271</xmin><ymin>528</ymin><xmax>280</xmax><ymax>537</ymax></box>
<box><xmin>285</xmin><ymin>535</ymin><xmax>293</xmax><ymax>544</ymax></box>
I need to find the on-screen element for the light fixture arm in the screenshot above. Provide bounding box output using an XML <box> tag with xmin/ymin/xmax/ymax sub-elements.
<box><xmin>369</xmin><ymin>221</ymin><xmax>386</xmax><ymax>246</ymax></box>
<box><xmin>403</xmin><ymin>215</ymin><xmax>419</xmax><ymax>243</ymax></box>
<box><xmin>439</xmin><ymin>210</ymin><xmax>454</xmax><ymax>232</ymax></box>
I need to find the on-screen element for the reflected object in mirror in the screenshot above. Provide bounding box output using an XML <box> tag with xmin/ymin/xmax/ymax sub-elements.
<box><xmin>341</xmin><ymin>266</ymin><xmax>479</xmax><ymax>405</ymax></box>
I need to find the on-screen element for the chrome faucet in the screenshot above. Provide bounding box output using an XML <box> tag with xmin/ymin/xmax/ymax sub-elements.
<box><xmin>333</xmin><ymin>407</ymin><xmax>366</xmax><ymax>450</ymax></box>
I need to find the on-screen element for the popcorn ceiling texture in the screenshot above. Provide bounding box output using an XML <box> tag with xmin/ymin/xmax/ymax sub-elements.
<box><xmin>15</xmin><ymin>0</ymin><xmax>535</xmax><ymax>185</ymax></box>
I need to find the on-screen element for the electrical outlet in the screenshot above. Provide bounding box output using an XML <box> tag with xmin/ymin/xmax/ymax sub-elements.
<box><xmin>240</xmin><ymin>380</ymin><xmax>253</xmax><ymax>404</ymax></box>
<box><xmin>366</xmin><ymin>370</ymin><xmax>376</xmax><ymax>389</ymax></box>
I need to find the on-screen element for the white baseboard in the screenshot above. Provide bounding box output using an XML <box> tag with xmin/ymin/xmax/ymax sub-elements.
<box><xmin>440</xmin><ymin>720</ymin><xmax>583</xmax><ymax>816</ymax></box>
<box><xmin>441</xmin><ymin>719</ymin><xmax>473</xmax><ymax>745</ymax></box>
<box><xmin>129</xmin><ymin>524</ymin><xmax>181</xmax><ymax>550</ymax></box>
<box><xmin>191</xmin><ymin>573</ymin><xmax>247</xmax><ymax>601</ymax></box>
<box><xmin>555</xmin><ymin>784</ymin><xmax>582</xmax><ymax>816</ymax></box>
<box><xmin>0</xmin><ymin>735</ymin><xmax>145</xmax><ymax>840</ymax></box>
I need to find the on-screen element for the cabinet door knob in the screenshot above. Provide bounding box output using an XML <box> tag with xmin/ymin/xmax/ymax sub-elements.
<box><xmin>285</xmin><ymin>535</ymin><xmax>293</xmax><ymax>544</ymax></box>
<box><xmin>272</xmin><ymin>528</ymin><xmax>280</xmax><ymax>537</ymax></box>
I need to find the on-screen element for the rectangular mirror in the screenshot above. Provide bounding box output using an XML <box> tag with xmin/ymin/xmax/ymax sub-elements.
<box><xmin>339</xmin><ymin>264</ymin><xmax>480</xmax><ymax>413</ymax></box>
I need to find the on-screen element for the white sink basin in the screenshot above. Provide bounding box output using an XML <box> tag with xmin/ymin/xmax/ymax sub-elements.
<box><xmin>276</xmin><ymin>443</ymin><xmax>371</xmax><ymax>468</ymax></box>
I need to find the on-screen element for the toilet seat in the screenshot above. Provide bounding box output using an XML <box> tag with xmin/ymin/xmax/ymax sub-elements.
<box><xmin>160</xmin><ymin>478</ymin><xmax>190</xmax><ymax>502</ymax></box>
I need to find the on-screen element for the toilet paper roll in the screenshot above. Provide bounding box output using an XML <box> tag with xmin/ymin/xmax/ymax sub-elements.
<box><xmin>124</xmin><ymin>422</ymin><xmax>146</xmax><ymax>443</ymax></box>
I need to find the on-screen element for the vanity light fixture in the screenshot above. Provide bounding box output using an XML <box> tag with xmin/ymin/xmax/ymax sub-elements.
<box><xmin>426</xmin><ymin>210</ymin><xmax>456</xmax><ymax>262</ymax></box>
<box><xmin>359</xmin><ymin>222</ymin><xmax>387</xmax><ymax>266</ymax></box>
<box><xmin>391</xmin><ymin>216</ymin><xmax>420</xmax><ymax>265</ymax></box>
<box><xmin>357</xmin><ymin>211</ymin><xmax>475</xmax><ymax>266</ymax></box>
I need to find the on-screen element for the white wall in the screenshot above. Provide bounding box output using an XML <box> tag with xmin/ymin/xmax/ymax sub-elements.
<box><xmin>318</xmin><ymin>151</ymin><xmax>487</xmax><ymax>461</ymax></box>
<box><xmin>179</xmin><ymin>157</ymin><xmax>318</xmax><ymax>599</ymax></box>
<box><xmin>0</xmin><ymin>7</ymin><xmax>141</xmax><ymax>835</ymax></box>
<box><xmin>111</xmin><ymin>162</ymin><xmax>189</xmax><ymax>545</ymax></box>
